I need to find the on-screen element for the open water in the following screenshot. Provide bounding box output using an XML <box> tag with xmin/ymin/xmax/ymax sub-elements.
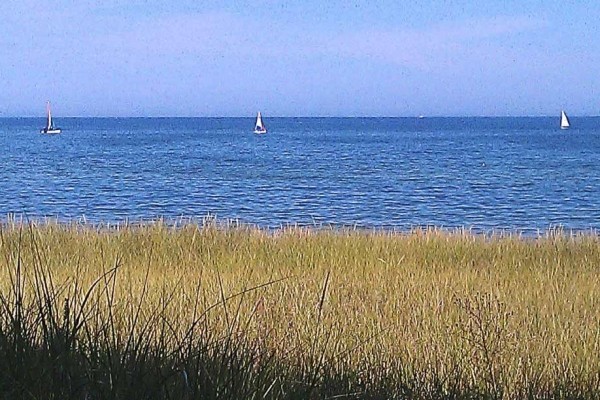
<box><xmin>1</xmin><ymin>117</ymin><xmax>599</xmax><ymax>232</ymax></box>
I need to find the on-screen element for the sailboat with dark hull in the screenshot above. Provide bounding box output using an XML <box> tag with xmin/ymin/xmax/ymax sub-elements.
<box><xmin>40</xmin><ymin>101</ymin><xmax>61</xmax><ymax>134</ymax></box>
<box><xmin>253</xmin><ymin>112</ymin><xmax>267</xmax><ymax>134</ymax></box>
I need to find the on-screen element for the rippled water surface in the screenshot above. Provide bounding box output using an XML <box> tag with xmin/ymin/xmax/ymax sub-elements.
<box><xmin>1</xmin><ymin>117</ymin><xmax>600</xmax><ymax>231</ymax></box>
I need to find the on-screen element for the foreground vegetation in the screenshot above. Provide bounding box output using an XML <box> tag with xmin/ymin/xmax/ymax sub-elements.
<box><xmin>0</xmin><ymin>220</ymin><xmax>598</xmax><ymax>399</ymax></box>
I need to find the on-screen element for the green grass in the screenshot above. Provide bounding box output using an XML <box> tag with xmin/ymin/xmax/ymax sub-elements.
<box><xmin>0</xmin><ymin>220</ymin><xmax>598</xmax><ymax>399</ymax></box>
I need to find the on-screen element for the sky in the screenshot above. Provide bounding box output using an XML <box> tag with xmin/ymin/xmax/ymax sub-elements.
<box><xmin>1</xmin><ymin>0</ymin><xmax>600</xmax><ymax>117</ymax></box>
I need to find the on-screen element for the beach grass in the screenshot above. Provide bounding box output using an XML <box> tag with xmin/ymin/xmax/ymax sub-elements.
<box><xmin>0</xmin><ymin>219</ymin><xmax>598</xmax><ymax>399</ymax></box>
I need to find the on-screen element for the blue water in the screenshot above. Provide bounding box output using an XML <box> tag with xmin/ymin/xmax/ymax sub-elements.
<box><xmin>1</xmin><ymin>117</ymin><xmax>599</xmax><ymax>232</ymax></box>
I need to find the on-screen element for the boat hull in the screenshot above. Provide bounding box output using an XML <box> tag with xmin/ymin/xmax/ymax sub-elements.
<box><xmin>254</xmin><ymin>129</ymin><xmax>267</xmax><ymax>134</ymax></box>
<box><xmin>41</xmin><ymin>128</ymin><xmax>61</xmax><ymax>134</ymax></box>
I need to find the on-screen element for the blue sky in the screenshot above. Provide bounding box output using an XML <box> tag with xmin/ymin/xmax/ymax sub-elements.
<box><xmin>1</xmin><ymin>0</ymin><xmax>599</xmax><ymax>116</ymax></box>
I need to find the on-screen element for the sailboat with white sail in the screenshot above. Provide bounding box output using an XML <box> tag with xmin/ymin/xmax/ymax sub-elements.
<box><xmin>560</xmin><ymin>110</ymin><xmax>570</xmax><ymax>130</ymax></box>
<box><xmin>253</xmin><ymin>112</ymin><xmax>267</xmax><ymax>134</ymax></box>
<box><xmin>40</xmin><ymin>101</ymin><xmax>61</xmax><ymax>134</ymax></box>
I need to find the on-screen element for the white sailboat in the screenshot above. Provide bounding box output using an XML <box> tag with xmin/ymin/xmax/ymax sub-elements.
<box><xmin>253</xmin><ymin>112</ymin><xmax>267</xmax><ymax>134</ymax></box>
<box><xmin>560</xmin><ymin>110</ymin><xmax>570</xmax><ymax>130</ymax></box>
<box><xmin>40</xmin><ymin>101</ymin><xmax>61</xmax><ymax>134</ymax></box>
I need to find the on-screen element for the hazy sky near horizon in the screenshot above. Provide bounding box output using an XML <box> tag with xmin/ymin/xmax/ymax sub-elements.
<box><xmin>1</xmin><ymin>1</ymin><xmax>599</xmax><ymax>117</ymax></box>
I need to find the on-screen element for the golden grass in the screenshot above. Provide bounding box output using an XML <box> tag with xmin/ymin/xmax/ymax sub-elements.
<box><xmin>0</xmin><ymin>220</ymin><xmax>599</xmax><ymax>398</ymax></box>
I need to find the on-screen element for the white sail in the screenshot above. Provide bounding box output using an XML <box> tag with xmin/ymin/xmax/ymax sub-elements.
<box><xmin>40</xmin><ymin>101</ymin><xmax>61</xmax><ymax>134</ymax></box>
<box><xmin>254</xmin><ymin>112</ymin><xmax>267</xmax><ymax>133</ymax></box>
<box><xmin>560</xmin><ymin>110</ymin><xmax>570</xmax><ymax>129</ymax></box>
<box><xmin>46</xmin><ymin>101</ymin><xmax>53</xmax><ymax>130</ymax></box>
<box><xmin>255</xmin><ymin>112</ymin><xmax>264</xmax><ymax>129</ymax></box>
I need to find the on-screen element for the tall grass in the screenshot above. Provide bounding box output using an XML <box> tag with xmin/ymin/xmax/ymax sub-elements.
<box><xmin>0</xmin><ymin>220</ymin><xmax>598</xmax><ymax>398</ymax></box>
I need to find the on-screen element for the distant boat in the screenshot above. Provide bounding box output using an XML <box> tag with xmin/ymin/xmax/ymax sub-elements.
<box><xmin>253</xmin><ymin>112</ymin><xmax>267</xmax><ymax>134</ymax></box>
<box><xmin>560</xmin><ymin>110</ymin><xmax>570</xmax><ymax>130</ymax></box>
<box><xmin>40</xmin><ymin>101</ymin><xmax>61</xmax><ymax>134</ymax></box>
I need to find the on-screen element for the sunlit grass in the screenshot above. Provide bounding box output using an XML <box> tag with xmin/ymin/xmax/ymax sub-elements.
<box><xmin>0</xmin><ymin>219</ymin><xmax>598</xmax><ymax>398</ymax></box>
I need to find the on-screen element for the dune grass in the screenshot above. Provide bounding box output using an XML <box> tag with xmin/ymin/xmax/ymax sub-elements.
<box><xmin>0</xmin><ymin>219</ymin><xmax>598</xmax><ymax>399</ymax></box>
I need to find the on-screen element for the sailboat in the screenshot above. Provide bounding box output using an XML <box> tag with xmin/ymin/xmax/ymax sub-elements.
<box><xmin>40</xmin><ymin>101</ymin><xmax>61</xmax><ymax>134</ymax></box>
<box><xmin>253</xmin><ymin>112</ymin><xmax>267</xmax><ymax>134</ymax></box>
<box><xmin>560</xmin><ymin>110</ymin><xmax>570</xmax><ymax>130</ymax></box>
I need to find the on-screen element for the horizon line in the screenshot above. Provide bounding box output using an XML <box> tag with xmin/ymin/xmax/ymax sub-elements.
<box><xmin>0</xmin><ymin>114</ymin><xmax>595</xmax><ymax>119</ymax></box>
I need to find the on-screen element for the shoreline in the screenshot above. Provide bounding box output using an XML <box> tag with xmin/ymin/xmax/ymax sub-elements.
<box><xmin>2</xmin><ymin>215</ymin><xmax>598</xmax><ymax>238</ymax></box>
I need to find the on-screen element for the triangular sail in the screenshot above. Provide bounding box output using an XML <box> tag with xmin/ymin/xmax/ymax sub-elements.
<box><xmin>40</xmin><ymin>101</ymin><xmax>61</xmax><ymax>133</ymax></box>
<box><xmin>255</xmin><ymin>112</ymin><xmax>264</xmax><ymax>130</ymax></box>
<box><xmin>561</xmin><ymin>110</ymin><xmax>570</xmax><ymax>129</ymax></box>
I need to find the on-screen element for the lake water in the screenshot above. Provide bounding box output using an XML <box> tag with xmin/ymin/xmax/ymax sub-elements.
<box><xmin>1</xmin><ymin>117</ymin><xmax>599</xmax><ymax>233</ymax></box>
